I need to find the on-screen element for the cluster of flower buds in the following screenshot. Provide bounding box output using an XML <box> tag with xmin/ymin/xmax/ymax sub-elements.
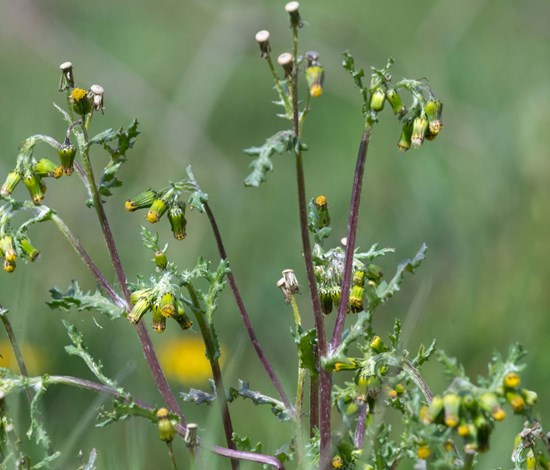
<box><xmin>421</xmin><ymin>373</ymin><xmax>537</xmax><ymax>455</ymax></box>
<box><xmin>125</xmin><ymin>188</ymin><xmax>187</xmax><ymax>240</ymax></box>
<box><xmin>0</xmin><ymin>232</ymin><xmax>40</xmax><ymax>273</ymax></box>
<box><xmin>128</xmin><ymin>286</ymin><xmax>192</xmax><ymax>333</ymax></box>
<box><xmin>397</xmin><ymin>98</ymin><xmax>443</xmax><ymax>151</ymax></box>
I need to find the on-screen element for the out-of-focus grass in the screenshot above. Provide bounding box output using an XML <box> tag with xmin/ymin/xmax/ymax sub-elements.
<box><xmin>0</xmin><ymin>0</ymin><xmax>549</xmax><ymax>467</ymax></box>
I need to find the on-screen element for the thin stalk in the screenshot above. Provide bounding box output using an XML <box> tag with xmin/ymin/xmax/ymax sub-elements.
<box><xmin>166</xmin><ymin>443</ymin><xmax>179</xmax><ymax>470</ymax></box>
<box><xmin>204</xmin><ymin>202</ymin><xmax>291</xmax><ymax>410</ymax></box>
<box><xmin>0</xmin><ymin>306</ymin><xmax>33</xmax><ymax>403</ymax></box>
<box><xmin>289</xmin><ymin>295</ymin><xmax>304</xmax><ymax>463</ymax></box>
<box><xmin>309</xmin><ymin>370</ymin><xmax>319</xmax><ymax>436</ymax></box>
<box><xmin>402</xmin><ymin>359</ymin><xmax>433</xmax><ymax>402</ymax></box>
<box><xmin>186</xmin><ymin>283</ymin><xmax>238</xmax><ymax>470</ymax></box>
<box><xmin>330</xmin><ymin>125</ymin><xmax>372</xmax><ymax>351</ymax></box>
<box><xmin>289</xmin><ymin>23</ymin><xmax>331</xmax><ymax>467</ymax></box>
<box><xmin>463</xmin><ymin>453</ymin><xmax>475</xmax><ymax>470</ymax></box>
<box><xmin>73</xmin><ymin>120</ymin><xmax>185</xmax><ymax>424</ymax></box>
<box><xmin>353</xmin><ymin>402</ymin><xmax>368</xmax><ymax>449</ymax></box>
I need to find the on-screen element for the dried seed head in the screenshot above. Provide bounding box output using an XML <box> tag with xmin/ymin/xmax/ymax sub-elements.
<box><xmin>277</xmin><ymin>52</ymin><xmax>294</xmax><ymax>77</ymax></box>
<box><xmin>185</xmin><ymin>423</ymin><xmax>198</xmax><ymax>448</ymax></box>
<box><xmin>285</xmin><ymin>2</ymin><xmax>303</xmax><ymax>28</ymax></box>
<box><xmin>59</xmin><ymin>61</ymin><xmax>74</xmax><ymax>91</ymax></box>
<box><xmin>282</xmin><ymin>269</ymin><xmax>300</xmax><ymax>295</ymax></box>
<box><xmin>89</xmin><ymin>84</ymin><xmax>105</xmax><ymax>112</ymax></box>
<box><xmin>255</xmin><ymin>30</ymin><xmax>271</xmax><ymax>58</ymax></box>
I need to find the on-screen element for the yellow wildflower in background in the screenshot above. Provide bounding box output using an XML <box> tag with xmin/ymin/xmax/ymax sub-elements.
<box><xmin>158</xmin><ymin>336</ymin><xmax>225</xmax><ymax>385</ymax></box>
<box><xmin>0</xmin><ymin>340</ymin><xmax>46</xmax><ymax>374</ymax></box>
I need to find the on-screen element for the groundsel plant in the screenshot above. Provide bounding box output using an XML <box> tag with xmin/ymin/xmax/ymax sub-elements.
<box><xmin>0</xmin><ymin>3</ymin><xmax>548</xmax><ymax>469</ymax></box>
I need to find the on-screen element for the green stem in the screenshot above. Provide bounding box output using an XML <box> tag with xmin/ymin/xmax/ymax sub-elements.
<box><xmin>71</xmin><ymin>118</ymin><xmax>186</xmax><ymax>425</ymax></box>
<box><xmin>463</xmin><ymin>452</ymin><xmax>475</xmax><ymax>470</ymax></box>
<box><xmin>0</xmin><ymin>305</ymin><xmax>33</xmax><ymax>403</ymax></box>
<box><xmin>185</xmin><ymin>283</ymin><xmax>239</xmax><ymax>470</ymax></box>
<box><xmin>167</xmin><ymin>442</ymin><xmax>179</xmax><ymax>470</ymax></box>
<box><xmin>289</xmin><ymin>295</ymin><xmax>304</xmax><ymax>462</ymax></box>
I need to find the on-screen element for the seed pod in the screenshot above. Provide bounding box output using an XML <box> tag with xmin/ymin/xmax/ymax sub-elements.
<box><xmin>125</xmin><ymin>189</ymin><xmax>157</xmax><ymax>212</ymax></box>
<box><xmin>306</xmin><ymin>65</ymin><xmax>325</xmax><ymax>97</ymax></box>
<box><xmin>386</xmin><ymin>88</ymin><xmax>405</xmax><ymax>116</ymax></box>
<box><xmin>156</xmin><ymin>408</ymin><xmax>175</xmax><ymax>443</ymax></box>
<box><xmin>146</xmin><ymin>198</ymin><xmax>168</xmax><ymax>223</ymax></box>
<box><xmin>424</xmin><ymin>99</ymin><xmax>443</xmax><ymax>135</ymax></box>
<box><xmin>33</xmin><ymin>159</ymin><xmax>62</xmax><ymax>178</ymax></box>
<box><xmin>370</xmin><ymin>88</ymin><xmax>386</xmax><ymax>112</ymax></box>
<box><xmin>19</xmin><ymin>237</ymin><xmax>40</xmax><ymax>261</ymax></box>
<box><xmin>397</xmin><ymin>119</ymin><xmax>414</xmax><ymax>151</ymax></box>
<box><xmin>57</xmin><ymin>144</ymin><xmax>77</xmax><ymax>175</ymax></box>
<box><xmin>59</xmin><ymin>61</ymin><xmax>75</xmax><ymax>91</ymax></box>
<box><xmin>154</xmin><ymin>250</ymin><xmax>167</xmax><ymax>269</ymax></box>
<box><xmin>1</xmin><ymin>171</ymin><xmax>22</xmax><ymax>197</ymax></box>
<box><xmin>167</xmin><ymin>203</ymin><xmax>187</xmax><ymax>240</ymax></box>
<box><xmin>443</xmin><ymin>393</ymin><xmax>461</xmax><ymax>427</ymax></box>
<box><xmin>23</xmin><ymin>171</ymin><xmax>44</xmax><ymax>204</ymax></box>
<box><xmin>411</xmin><ymin>116</ymin><xmax>429</xmax><ymax>148</ymax></box>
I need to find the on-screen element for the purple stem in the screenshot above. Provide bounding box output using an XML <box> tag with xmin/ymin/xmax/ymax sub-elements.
<box><xmin>353</xmin><ymin>402</ymin><xmax>368</xmax><ymax>449</ymax></box>
<box><xmin>204</xmin><ymin>202</ymin><xmax>291</xmax><ymax>411</ymax></box>
<box><xmin>210</xmin><ymin>446</ymin><xmax>285</xmax><ymax>470</ymax></box>
<box><xmin>330</xmin><ymin>126</ymin><xmax>372</xmax><ymax>351</ymax></box>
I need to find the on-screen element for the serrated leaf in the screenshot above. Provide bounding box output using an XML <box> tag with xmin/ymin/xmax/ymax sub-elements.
<box><xmin>140</xmin><ymin>226</ymin><xmax>160</xmax><ymax>252</ymax></box>
<box><xmin>26</xmin><ymin>378</ymin><xmax>50</xmax><ymax>450</ymax></box>
<box><xmin>232</xmin><ymin>433</ymin><xmax>263</xmax><ymax>454</ymax></box>
<box><xmin>53</xmin><ymin>102</ymin><xmax>71</xmax><ymax>124</ymax></box>
<box><xmin>47</xmin><ymin>280</ymin><xmax>124</xmax><ymax>320</ymax></box>
<box><xmin>412</xmin><ymin>339</ymin><xmax>436</xmax><ymax>368</ymax></box>
<box><xmin>375</xmin><ymin>243</ymin><xmax>428</xmax><ymax>304</ymax></box>
<box><xmin>96</xmin><ymin>399</ymin><xmax>154</xmax><ymax>427</ymax></box>
<box><xmin>229</xmin><ymin>380</ymin><xmax>291</xmax><ymax>421</ymax></box>
<box><xmin>436</xmin><ymin>350</ymin><xmax>466</xmax><ymax>379</ymax></box>
<box><xmin>180</xmin><ymin>384</ymin><xmax>217</xmax><ymax>405</ymax></box>
<box><xmin>183</xmin><ymin>166</ymin><xmax>208</xmax><ymax>213</ymax></box>
<box><xmin>388</xmin><ymin>319</ymin><xmax>401</xmax><ymax>348</ymax></box>
<box><xmin>244</xmin><ymin>130</ymin><xmax>294</xmax><ymax>187</ymax></box>
<box><xmin>294</xmin><ymin>327</ymin><xmax>318</xmax><ymax>375</ymax></box>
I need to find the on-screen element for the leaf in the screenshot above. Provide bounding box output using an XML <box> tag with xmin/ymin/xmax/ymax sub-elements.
<box><xmin>388</xmin><ymin>319</ymin><xmax>401</xmax><ymax>349</ymax></box>
<box><xmin>62</xmin><ymin>320</ymin><xmax>123</xmax><ymax>392</ymax></box>
<box><xmin>81</xmin><ymin>449</ymin><xmax>98</xmax><ymax>470</ymax></box>
<box><xmin>47</xmin><ymin>280</ymin><xmax>124</xmax><ymax>320</ymax></box>
<box><xmin>140</xmin><ymin>226</ymin><xmax>160</xmax><ymax>252</ymax></box>
<box><xmin>53</xmin><ymin>102</ymin><xmax>71</xmax><ymax>124</ymax></box>
<box><xmin>375</xmin><ymin>243</ymin><xmax>428</xmax><ymax>305</ymax></box>
<box><xmin>436</xmin><ymin>350</ymin><xmax>466</xmax><ymax>379</ymax></box>
<box><xmin>27</xmin><ymin>378</ymin><xmax>50</xmax><ymax>450</ymax></box>
<box><xmin>183</xmin><ymin>166</ymin><xmax>208</xmax><ymax>213</ymax></box>
<box><xmin>229</xmin><ymin>380</ymin><xmax>291</xmax><ymax>422</ymax></box>
<box><xmin>412</xmin><ymin>339</ymin><xmax>437</xmax><ymax>368</ymax></box>
<box><xmin>294</xmin><ymin>327</ymin><xmax>318</xmax><ymax>375</ymax></box>
<box><xmin>232</xmin><ymin>433</ymin><xmax>263</xmax><ymax>454</ymax></box>
<box><xmin>243</xmin><ymin>130</ymin><xmax>294</xmax><ymax>187</ymax></box>
<box><xmin>96</xmin><ymin>399</ymin><xmax>154</xmax><ymax>427</ymax></box>
<box><xmin>88</xmin><ymin>120</ymin><xmax>140</xmax><ymax>202</ymax></box>
<box><xmin>180</xmin><ymin>383</ymin><xmax>217</xmax><ymax>405</ymax></box>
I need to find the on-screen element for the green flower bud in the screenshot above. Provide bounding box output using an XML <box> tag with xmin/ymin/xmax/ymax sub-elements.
<box><xmin>461</xmin><ymin>392</ymin><xmax>477</xmax><ymax>411</ymax></box>
<box><xmin>425</xmin><ymin>395</ymin><xmax>444</xmax><ymax>424</ymax></box>
<box><xmin>173</xmin><ymin>302</ymin><xmax>193</xmax><ymax>331</ymax></box>
<box><xmin>23</xmin><ymin>171</ymin><xmax>45</xmax><ymax>204</ymax></box>
<box><xmin>521</xmin><ymin>389</ymin><xmax>538</xmax><ymax>407</ymax></box>
<box><xmin>306</xmin><ymin>65</ymin><xmax>325</xmax><ymax>97</ymax></box>
<box><xmin>19</xmin><ymin>237</ymin><xmax>40</xmax><ymax>261</ymax></box>
<box><xmin>167</xmin><ymin>203</ymin><xmax>187</xmax><ymax>240</ymax></box>
<box><xmin>57</xmin><ymin>144</ymin><xmax>77</xmax><ymax>175</ymax></box>
<box><xmin>0</xmin><ymin>236</ymin><xmax>17</xmax><ymax>263</ymax></box>
<box><xmin>443</xmin><ymin>393</ymin><xmax>461</xmax><ymax>427</ymax></box>
<box><xmin>397</xmin><ymin>119</ymin><xmax>413</xmax><ymax>151</ymax></box>
<box><xmin>353</xmin><ymin>270</ymin><xmax>366</xmax><ymax>287</ymax></box>
<box><xmin>146</xmin><ymin>198</ymin><xmax>168</xmax><ymax>224</ymax></box>
<box><xmin>349</xmin><ymin>285</ymin><xmax>364</xmax><ymax>313</ymax></box>
<box><xmin>479</xmin><ymin>392</ymin><xmax>505</xmax><ymax>421</ymax></box>
<box><xmin>125</xmin><ymin>189</ymin><xmax>157</xmax><ymax>212</ymax></box>
<box><xmin>156</xmin><ymin>408</ymin><xmax>175</xmax><ymax>443</ymax></box>
<box><xmin>128</xmin><ymin>296</ymin><xmax>152</xmax><ymax>324</ymax></box>
<box><xmin>473</xmin><ymin>413</ymin><xmax>492</xmax><ymax>452</ymax></box>
<box><xmin>505</xmin><ymin>391</ymin><xmax>526</xmax><ymax>413</ymax></box>
<box><xmin>152</xmin><ymin>303</ymin><xmax>166</xmax><ymax>333</ymax></box>
<box><xmin>154</xmin><ymin>250</ymin><xmax>167</xmax><ymax>269</ymax></box>
<box><xmin>365</xmin><ymin>264</ymin><xmax>383</xmax><ymax>283</ymax></box>
<box><xmin>319</xmin><ymin>291</ymin><xmax>333</xmax><ymax>315</ymax></box>
<box><xmin>314</xmin><ymin>195</ymin><xmax>330</xmax><ymax>229</ymax></box>
<box><xmin>3</xmin><ymin>259</ymin><xmax>16</xmax><ymax>273</ymax></box>
<box><xmin>1</xmin><ymin>171</ymin><xmax>22</xmax><ymax>197</ymax></box>
<box><xmin>159</xmin><ymin>292</ymin><xmax>176</xmax><ymax>318</ymax></box>
<box><xmin>129</xmin><ymin>288</ymin><xmax>150</xmax><ymax>305</ymax></box>
<box><xmin>370</xmin><ymin>88</ymin><xmax>386</xmax><ymax>112</ymax></box>
<box><xmin>411</xmin><ymin>116</ymin><xmax>429</xmax><ymax>148</ymax></box>
<box><xmin>33</xmin><ymin>159</ymin><xmax>63</xmax><ymax>179</ymax></box>
<box><xmin>424</xmin><ymin>99</ymin><xmax>443</xmax><ymax>135</ymax></box>
<box><xmin>70</xmin><ymin>87</ymin><xmax>92</xmax><ymax>115</ymax></box>
<box><xmin>370</xmin><ymin>335</ymin><xmax>388</xmax><ymax>354</ymax></box>
<box><xmin>386</xmin><ymin>88</ymin><xmax>405</xmax><ymax>116</ymax></box>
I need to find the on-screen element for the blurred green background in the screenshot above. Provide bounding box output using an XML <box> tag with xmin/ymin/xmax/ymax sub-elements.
<box><xmin>1</xmin><ymin>0</ymin><xmax>549</xmax><ymax>468</ymax></box>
